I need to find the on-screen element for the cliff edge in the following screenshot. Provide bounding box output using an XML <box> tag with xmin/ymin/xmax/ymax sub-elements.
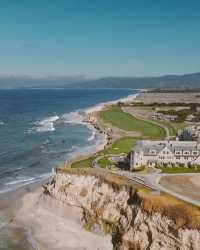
<box><xmin>44</xmin><ymin>168</ymin><xmax>200</xmax><ymax>250</ymax></box>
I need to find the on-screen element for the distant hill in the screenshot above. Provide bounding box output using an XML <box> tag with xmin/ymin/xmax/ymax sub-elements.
<box><xmin>64</xmin><ymin>73</ymin><xmax>200</xmax><ymax>89</ymax></box>
<box><xmin>0</xmin><ymin>72</ymin><xmax>199</xmax><ymax>89</ymax></box>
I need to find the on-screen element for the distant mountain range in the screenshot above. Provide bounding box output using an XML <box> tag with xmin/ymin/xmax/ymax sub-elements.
<box><xmin>65</xmin><ymin>73</ymin><xmax>200</xmax><ymax>89</ymax></box>
<box><xmin>0</xmin><ymin>72</ymin><xmax>200</xmax><ymax>89</ymax></box>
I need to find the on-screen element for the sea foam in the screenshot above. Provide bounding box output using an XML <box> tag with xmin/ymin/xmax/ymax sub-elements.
<box><xmin>34</xmin><ymin>115</ymin><xmax>59</xmax><ymax>132</ymax></box>
<box><xmin>61</xmin><ymin>110</ymin><xmax>84</xmax><ymax>124</ymax></box>
<box><xmin>87</xmin><ymin>130</ymin><xmax>96</xmax><ymax>141</ymax></box>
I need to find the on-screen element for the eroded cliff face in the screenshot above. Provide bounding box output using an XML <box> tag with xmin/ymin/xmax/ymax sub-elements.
<box><xmin>44</xmin><ymin>171</ymin><xmax>200</xmax><ymax>250</ymax></box>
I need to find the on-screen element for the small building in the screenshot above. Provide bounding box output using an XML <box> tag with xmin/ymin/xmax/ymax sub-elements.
<box><xmin>130</xmin><ymin>140</ymin><xmax>200</xmax><ymax>171</ymax></box>
<box><xmin>152</xmin><ymin>112</ymin><xmax>178</xmax><ymax>122</ymax></box>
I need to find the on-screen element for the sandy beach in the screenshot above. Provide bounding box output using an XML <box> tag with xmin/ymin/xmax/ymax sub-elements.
<box><xmin>0</xmin><ymin>181</ymin><xmax>112</xmax><ymax>250</ymax></box>
<box><xmin>0</xmin><ymin>90</ymin><xmax>141</xmax><ymax>250</ymax></box>
<box><xmin>16</xmin><ymin>187</ymin><xmax>112</xmax><ymax>250</ymax></box>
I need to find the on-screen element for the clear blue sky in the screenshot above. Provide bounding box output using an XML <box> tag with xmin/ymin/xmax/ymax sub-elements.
<box><xmin>0</xmin><ymin>0</ymin><xmax>200</xmax><ymax>77</ymax></box>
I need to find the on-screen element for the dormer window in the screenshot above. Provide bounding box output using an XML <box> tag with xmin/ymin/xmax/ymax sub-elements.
<box><xmin>183</xmin><ymin>151</ymin><xmax>190</xmax><ymax>156</ymax></box>
<box><xmin>149</xmin><ymin>149</ymin><xmax>156</xmax><ymax>155</ymax></box>
<box><xmin>192</xmin><ymin>151</ymin><xmax>199</xmax><ymax>156</ymax></box>
<box><xmin>175</xmin><ymin>151</ymin><xmax>181</xmax><ymax>155</ymax></box>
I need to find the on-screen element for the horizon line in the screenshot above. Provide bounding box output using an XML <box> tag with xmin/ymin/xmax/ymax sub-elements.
<box><xmin>0</xmin><ymin>71</ymin><xmax>199</xmax><ymax>79</ymax></box>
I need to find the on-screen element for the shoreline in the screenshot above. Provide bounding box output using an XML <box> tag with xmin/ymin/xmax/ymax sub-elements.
<box><xmin>0</xmin><ymin>89</ymin><xmax>140</xmax><ymax>196</ymax></box>
<box><xmin>67</xmin><ymin>91</ymin><xmax>140</xmax><ymax>164</ymax></box>
<box><xmin>0</xmin><ymin>89</ymin><xmax>141</xmax><ymax>250</ymax></box>
<box><xmin>0</xmin><ymin>90</ymin><xmax>141</xmax><ymax>200</ymax></box>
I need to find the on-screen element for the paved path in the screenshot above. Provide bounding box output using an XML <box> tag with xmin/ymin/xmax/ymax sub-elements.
<box><xmin>92</xmin><ymin>133</ymin><xmax>200</xmax><ymax>206</ymax></box>
<box><xmin>93</xmin><ymin>153</ymin><xmax>200</xmax><ymax>206</ymax></box>
<box><xmin>115</xmin><ymin>170</ymin><xmax>200</xmax><ymax>207</ymax></box>
<box><xmin>144</xmin><ymin>173</ymin><xmax>200</xmax><ymax>207</ymax></box>
<box><xmin>92</xmin><ymin>153</ymin><xmax>126</xmax><ymax>168</ymax></box>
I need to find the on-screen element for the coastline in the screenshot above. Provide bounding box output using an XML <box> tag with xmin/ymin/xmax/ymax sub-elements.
<box><xmin>67</xmin><ymin>91</ymin><xmax>140</xmax><ymax>164</ymax></box>
<box><xmin>0</xmin><ymin>89</ymin><xmax>140</xmax><ymax>196</ymax></box>
<box><xmin>0</xmin><ymin>90</ymin><xmax>140</xmax><ymax>199</ymax></box>
<box><xmin>0</xmin><ymin>89</ymin><xmax>141</xmax><ymax>250</ymax></box>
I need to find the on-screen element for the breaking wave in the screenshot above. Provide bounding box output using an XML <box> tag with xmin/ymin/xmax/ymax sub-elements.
<box><xmin>0</xmin><ymin>173</ymin><xmax>51</xmax><ymax>194</ymax></box>
<box><xmin>33</xmin><ymin>115</ymin><xmax>59</xmax><ymax>132</ymax></box>
<box><xmin>87</xmin><ymin>130</ymin><xmax>96</xmax><ymax>141</ymax></box>
<box><xmin>31</xmin><ymin>92</ymin><xmax>139</xmax><ymax>134</ymax></box>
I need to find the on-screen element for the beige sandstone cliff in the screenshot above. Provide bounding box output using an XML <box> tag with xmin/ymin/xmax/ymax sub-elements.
<box><xmin>44</xmin><ymin>169</ymin><xmax>200</xmax><ymax>250</ymax></box>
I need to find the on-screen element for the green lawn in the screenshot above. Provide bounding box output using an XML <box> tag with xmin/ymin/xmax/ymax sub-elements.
<box><xmin>98</xmin><ymin>156</ymin><xmax>112</xmax><ymax>168</ymax></box>
<box><xmin>71</xmin><ymin>156</ymin><xmax>95</xmax><ymax>168</ymax></box>
<box><xmin>98</xmin><ymin>137</ymin><xmax>138</xmax><ymax>168</ymax></box>
<box><xmin>100</xmin><ymin>137</ymin><xmax>138</xmax><ymax>155</ymax></box>
<box><xmin>160</xmin><ymin>166</ymin><xmax>200</xmax><ymax>174</ymax></box>
<box><xmin>100</xmin><ymin>106</ymin><xmax>166</xmax><ymax>139</ymax></box>
<box><xmin>170</xmin><ymin>122</ymin><xmax>187</xmax><ymax>131</ymax></box>
<box><xmin>71</xmin><ymin>137</ymin><xmax>137</xmax><ymax>169</ymax></box>
<box><xmin>154</xmin><ymin>120</ymin><xmax>186</xmax><ymax>137</ymax></box>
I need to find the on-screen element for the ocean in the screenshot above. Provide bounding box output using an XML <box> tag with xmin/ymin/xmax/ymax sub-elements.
<box><xmin>0</xmin><ymin>88</ymin><xmax>138</xmax><ymax>193</ymax></box>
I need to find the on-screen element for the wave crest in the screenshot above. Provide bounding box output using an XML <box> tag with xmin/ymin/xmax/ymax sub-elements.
<box><xmin>87</xmin><ymin>130</ymin><xmax>96</xmax><ymax>141</ymax></box>
<box><xmin>34</xmin><ymin>115</ymin><xmax>59</xmax><ymax>132</ymax></box>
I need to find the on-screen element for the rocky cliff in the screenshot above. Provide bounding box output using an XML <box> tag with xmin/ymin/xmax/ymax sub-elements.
<box><xmin>44</xmin><ymin>169</ymin><xmax>200</xmax><ymax>250</ymax></box>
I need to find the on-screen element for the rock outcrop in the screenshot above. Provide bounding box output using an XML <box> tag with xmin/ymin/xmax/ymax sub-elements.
<box><xmin>44</xmin><ymin>170</ymin><xmax>200</xmax><ymax>250</ymax></box>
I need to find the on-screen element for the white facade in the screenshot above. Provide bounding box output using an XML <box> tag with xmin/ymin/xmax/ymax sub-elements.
<box><xmin>130</xmin><ymin>140</ymin><xmax>200</xmax><ymax>170</ymax></box>
<box><xmin>152</xmin><ymin>112</ymin><xmax>178</xmax><ymax>122</ymax></box>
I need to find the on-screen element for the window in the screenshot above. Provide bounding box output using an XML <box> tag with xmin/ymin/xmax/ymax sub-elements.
<box><xmin>183</xmin><ymin>151</ymin><xmax>190</xmax><ymax>156</ymax></box>
<box><xmin>149</xmin><ymin>149</ymin><xmax>156</xmax><ymax>155</ymax></box>
<box><xmin>175</xmin><ymin>151</ymin><xmax>181</xmax><ymax>155</ymax></box>
<box><xmin>192</xmin><ymin>151</ymin><xmax>199</xmax><ymax>156</ymax></box>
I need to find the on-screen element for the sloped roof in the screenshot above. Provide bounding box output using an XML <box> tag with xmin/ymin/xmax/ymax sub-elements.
<box><xmin>134</xmin><ymin>140</ymin><xmax>199</xmax><ymax>156</ymax></box>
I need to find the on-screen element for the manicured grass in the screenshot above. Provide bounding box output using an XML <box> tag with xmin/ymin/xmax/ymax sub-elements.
<box><xmin>71</xmin><ymin>156</ymin><xmax>95</xmax><ymax>168</ymax></box>
<box><xmin>170</xmin><ymin>122</ymin><xmax>187</xmax><ymax>131</ymax></box>
<box><xmin>100</xmin><ymin>106</ymin><xmax>166</xmax><ymax>139</ymax></box>
<box><xmin>160</xmin><ymin>166</ymin><xmax>200</xmax><ymax>174</ymax></box>
<box><xmin>98</xmin><ymin>137</ymin><xmax>138</xmax><ymax>168</ymax></box>
<box><xmin>155</xmin><ymin>120</ymin><xmax>186</xmax><ymax>137</ymax></box>
<box><xmin>71</xmin><ymin>137</ymin><xmax>137</xmax><ymax>169</ymax></box>
<box><xmin>100</xmin><ymin>137</ymin><xmax>138</xmax><ymax>155</ymax></box>
<box><xmin>98</xmin><ymin>157</ymin><xmax>112</xmax><ymax>168</ymax></box>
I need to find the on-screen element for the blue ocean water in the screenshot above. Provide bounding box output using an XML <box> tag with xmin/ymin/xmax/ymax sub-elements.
<box><xmin>0</xmin><ymin>88</ymin><xmax>138</xmax><ymax>193</ymax></box>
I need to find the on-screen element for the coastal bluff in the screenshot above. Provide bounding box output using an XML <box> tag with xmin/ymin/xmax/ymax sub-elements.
<box><xmin>44</xmin><ymin>168</ymin><xmax>200</xmax><ymax>250</ymax></box>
